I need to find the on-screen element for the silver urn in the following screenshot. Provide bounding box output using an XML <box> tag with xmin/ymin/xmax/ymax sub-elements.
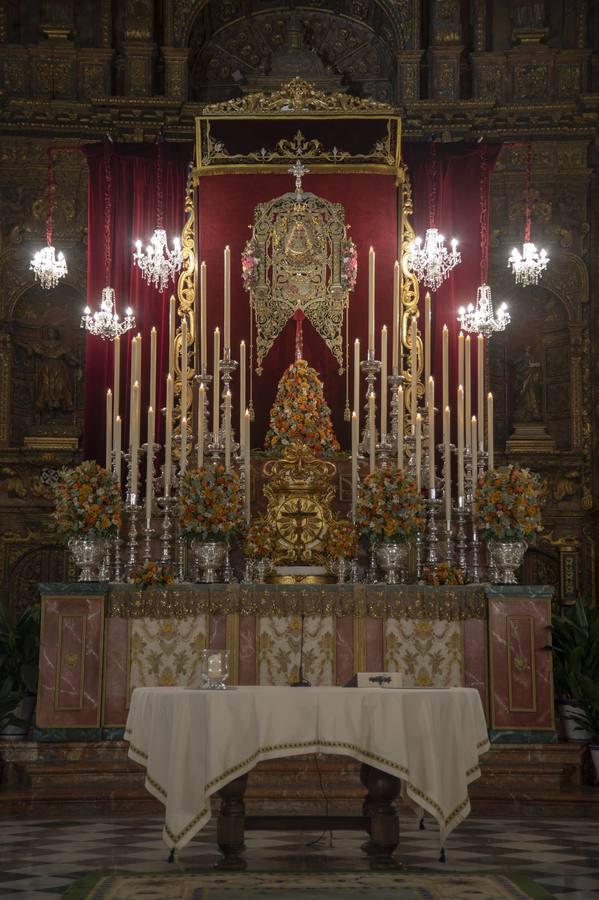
<box><xmin>487</xmin><ymin>540</ymin><xmax>527</xmax><ymax>585</ymax></box>
<box><xmin>190</xmin><ymin>540</ymin><xmax>226</xmax><ymax>583</ymax></box>
<box><xmin>68</xmin><ymin>536</ymin><xmax>109</xmax><ymax>582</ymax></box>
<box><xmin>375</xmin><ymin>542</ymin><xmax>409</xmax><ymax>584</ymax></box>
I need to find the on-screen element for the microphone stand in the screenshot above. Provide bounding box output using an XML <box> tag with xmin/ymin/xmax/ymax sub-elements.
<box><xmin>291</xmin><ymin>612</ymin><xmax>311</xmax><ymax>687</ymax></box>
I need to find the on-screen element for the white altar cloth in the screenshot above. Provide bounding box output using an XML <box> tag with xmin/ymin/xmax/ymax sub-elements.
<box><xmin>125</xmin><ymin>685</ymin><xmax>489</xmax><ymax>851</ymax></box>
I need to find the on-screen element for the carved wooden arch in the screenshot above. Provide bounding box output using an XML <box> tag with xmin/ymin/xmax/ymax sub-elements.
<box><xmin>177</xmin><ymin>0</ymin><xmax>413</xmax><ymax>52</ymax></box>
<box><xmin>490</xmin><ymin>251</ymin><xmax>590</xmax><ymax>478</ymax></box>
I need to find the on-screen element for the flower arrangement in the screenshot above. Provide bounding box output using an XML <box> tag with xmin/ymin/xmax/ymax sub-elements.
<box><xmin>129</xmin><ymin>561</ymin><xmax>175</xmax><ymax>586</ymax></box>
<box><xmin>264</xmin><ymin>359</ymin><xmax>340</xmax><ymax>456</ymax></box>
<box><xmin>326</xmin><ymin>519</ymin><xmax>358</xmax><ymax>559</ymax></box>
<box><xmin>244</xmin><ymin>521</ymin><xmax>275</xmax><ymax>559</ymax></box>
<box><xmin>241</xmin><ymin>239</ymin><xmax>260</xmax><ymax>291</ymax></box>
<box><xmin>356</xmin><ymin>467</ymin><xmax>424</xmax><ymax>543</ymax></box>
<box><xmin>53</xmin><ymin>460</ymin><xmax>121</xmax><ymax>538</ymax></box>
<box><xmin>421</xmin><ymin>562</ymin><xmax>466</xmax><ymax>586</ymax></box>
<box><xmin>474</xmin><ymin>465</ymin><xmax>543</xmax><ymax>542</ymax></box>
<box><xmin>340</xmin><ymin>238</ymin><xmax>358</xmax><ymax>292</ymax></box>
<box><xmin>178</xmin><ymin>464</ymin><xmax>245</xmax><ymax>540</ymax></box>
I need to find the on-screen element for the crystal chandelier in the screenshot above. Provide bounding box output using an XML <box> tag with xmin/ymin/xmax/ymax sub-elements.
<box><xmin>407</xmin><ymin>228</ymin><xmax>460</xmax><ymax>293</ymax></box>
<box><xmin>507</xmin><ymin>144</ymin><xmax>549</xmax><ymax>286</ymax></box>
<box><xmin>81</xmin><ymin>287</ymin><xmax>135</xmax><ymax>341</ymax></box>
<box><xmin>458</xmin><ymin>284</ymin><xmax>510</xmax><ymax>335</ymax></box>
<box><xmin>133</xmin><ymin>136</ymin><xmax>182</xmax><ymax>291</ymax></box>
<box><xmin>82</xmin><ymin>141</ymin><xmax>135</xmax><ymax>341</ymax></box>
<box><xmin>133</xmin><ymin>228</ymin><xmax>182</xmax><ymax>292</ymax></box>
<box><xmin>30</xmin><ymin>150</ymin><xmax>68</xmax><ymax>289</ymax></box>
<box><xmin>457</xmin><ymin>146</ymin><xmax>510</xmax><ymax>337</ymax></box>
<box><xmin>406</xmin><ymin>141</ymin><xmax>461</xmax><ymax>292</ymax></box>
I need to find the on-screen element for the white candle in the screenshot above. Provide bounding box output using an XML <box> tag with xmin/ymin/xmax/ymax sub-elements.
<box><xmin>244</xmin><ymin>409</ymin><xmax>251</xmax><ymax>524</ymax></box>
<box><xmin>131</xmin><ymin>381</ymin><xmax>140</xmax><ymax>497</ymax></box>
<box><xmin>397</xmin><ymin>385</ymin><xmax>404</xmax><ymax>470</ymax></box>
<box><xmin>477</xmin><ymin>333</ymin><xmax>485</xmax><ymax>451</ymax></box>
<box><xmin>197</xmin><ymin>383</ymin><xmax>205</xmax><ymax>469</ymax></box>
<box><xmin>442</xmin><ymin>324</ymin><xmax>448</xmax><ymax>413</ymax></box>
<box><xmin>200</xmin><ymin>261</ymin><xmax>207</xmax><ymax>374</ymax></box>
<box><xmin>392</xmin><ymin>260</ymin><xmax>400</xmax><ymax>373</ymax></box>
<box><xmin>168</xmin><ymin>295</ymin><xmax>175</xmax><ymax>381</ymax></box>
<box><xmin>410</xmin><ymin>316</ymin><xmax>418</xmax><ymax>431</ymax></box>
<box><xmin>146</xmin><ymin>406</ymin><xmax>154</xmax><ymax>525</ymax></box>
<box><xmin>113</xmin><ymin>336</ymin><xmax>120</xmax><ymax>431</ymax></box>
<box><xmin>353</xmin><ymin>338</ymin><xmax>360</xmax><ymax>437</ymax></box>
<box><xmin>368</xmin><ymin>391</ymin><xmax>376</xmax><ymax>475</ymax></box>
<box><xmin>129</xmin><ymin>335</ymin><xmax>137</xmax><ymax>448</ymax></box>
<box><xmin>180</xmin><ymin>416</ymin><xmax>188</xmax><ymax>475</ymax></box>
<box><xmin>239</xmin><ymin>340</ymin><xmax>246</xmax><ymax>455</ymax></box>
<box><xmin>457</xmin><ymin>384</ymin><xmax>464</xmax><ymax>502</ymax></box>
<box><xmin>164</xmin><ymin>374</ymin><xmax>173</xmax><ymax>497</ymax></box>
<box><xmin>424</xmin><ymin>291</ymin><xmax>431</xmax><ymax>388</ymax></box>
<box><xmin>458</xmin><ymin>331</ymin><xmax>464</xmax><ymax>392</ymax></box>
<box><xmin>135</xmin><ymin>332</ymin><xmax>142</xmax><ymax>386</ymax></box>
<box><xmin>213</xmin><ymin>328</ymin><xmax>220</xmax><ymax>439</ymax></box>
<box><xmin>428</xmin><ymin>376</ymin><xmax>435</xmax><ymax>493</ymax></box>
<box><xmin>105</xmin><ymin>389</ymin><xmax>112</xmax><ymax>470</ymax></box>
<box><xmin>415</xmin><ymin>412</ymin><xmax>422</xmax><ymax>494</ymax></box>
<box><xmin>471</xmin><ymin>415</ymin><xmax>478</xmax><ymax>484</ymax></box>
<box><xmin>368</xmin><ymin>247</ymin><xmax>375</xmax><ymax>353</ymax></box>
<box><xmin>224</xmin><ymin>245</ymin><xmax>231</xmax><ymax>350</ymax></box>
<box><xmin>443</xmin><ymin>405</ymin><xmax>451</xmax><ymax>524</ymax></box>
<box><xmin>487</xmin><ymin>392</ymin><xmax>494</xmax><ymax>471</ymax></box>
<box><xmin>351</xmin><ymin>410</ymin><xmax>358</xmax><ymax>522</ymax></box>
<box><xmin>114</xmin><ymin>415</ymin><xmax>122</xmax><ymax>485</ymax></box>
<box><xmin>380</xmin><ymin>325</ymin><xmax>387</xmax><ymax>439</ymax></box>
<box><xmin>465</xmin><ymin>335</ymin><xmax>471</xmax><ymax>449</ymax></box>
<box><xmin>149</xmin><ymin>327</ymin><xmax>157</xmax><ymax>440</ymax></box>
<box><xmin>225</xmin><ymin>389</ymin><xmax>231</xmax><ymax>471</ymax></box>
<box><xmin>181</xmin><ymin>318</ymin><xmax>188</xmax><ymax>422</ymax></box>
<box><xmin>133</xmin><ymin>336</ymin><xmax>142</xmax><ymax>461</ymax></box>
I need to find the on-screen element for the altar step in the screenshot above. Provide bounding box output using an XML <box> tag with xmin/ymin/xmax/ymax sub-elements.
<box><xmin>1</xmin><ymin>740</ymin><xmax>597</xmax><ymax>819</ymax></box>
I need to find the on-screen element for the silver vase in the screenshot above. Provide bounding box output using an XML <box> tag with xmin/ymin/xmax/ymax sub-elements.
<box><xmin>190</xmin><ymin>540</ymin><xmax>226</xmax><ymax>583</ymax></box>
<box><xmin>375</xmin><ymin>542</ymin><xmax>409</xmax><ymax>584</ymax></box>
<box><xmin>254</xmin><ymin>557</ymin><xmax>272</xmax><ymax>583</ymax></box>
<box><xmin>68</xmin><ymin>536</ymin><xmax>109</xmax><ymax>582</ymax></box>
<box><xmin>329</xmin><ymin>557</ymin><xmax>351</xmax><ymax>584</ymax></box>
<box><xmin>488</xmin><ymin>540</ymin><xmax>527</xmax><ymax>584</ymax></box>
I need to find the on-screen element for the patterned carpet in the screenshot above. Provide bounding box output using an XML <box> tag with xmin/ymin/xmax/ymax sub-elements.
<box><xmin>0</xmin><ymin>815</ymin><xmax>597</xmax><ymax>899</ymax></box>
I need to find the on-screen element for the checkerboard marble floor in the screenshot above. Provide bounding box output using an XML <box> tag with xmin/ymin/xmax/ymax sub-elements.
<box><xmin>0</xmin><ymin>815</ymin><xmax>598</xmax><ymax>899</ymax></box>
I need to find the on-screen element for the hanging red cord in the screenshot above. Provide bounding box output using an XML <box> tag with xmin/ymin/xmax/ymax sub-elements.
<box><xmin>524</xmin><ymin>143</ymin><xmax>532</xmax><ymax>243</ymax></box>
<box><xmin>429</xmin><ymin>140</ymin><xmax>438</xmax><ymax>230</ymax></box>
<box><xmin>479</xmin><ymin>144</ymin><xmax>489</xmax><ymax>286</ymax></box>
<box><xmin>156</xmin><ymin>133</ymin><xmax>164</xmax><ymax>231</ymax></box>
<box><xmin>103</xmin><ymin>140</ymin><xmax>112</xmax><ymax>286</ymax></box>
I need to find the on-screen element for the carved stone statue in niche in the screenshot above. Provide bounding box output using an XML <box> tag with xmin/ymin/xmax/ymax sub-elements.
<box><xmin>513</xmin><ymin>345</ymin><xmax>543</xmax><ymax>422</ymax></box>
<box><xmin>25</xmin><ymin>326</ymin><xmax>80</xmax><ymax>420</ymax></box>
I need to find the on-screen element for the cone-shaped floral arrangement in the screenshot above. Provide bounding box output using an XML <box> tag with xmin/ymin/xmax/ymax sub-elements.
<box><xmin>264</xmin><ymin>359</ymin><xmax>340</xmax><ymax>456</ymax></box>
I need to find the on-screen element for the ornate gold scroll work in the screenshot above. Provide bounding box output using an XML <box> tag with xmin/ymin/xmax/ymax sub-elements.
<box><xmin>173</xmin><ymin>168</ymin><xmax>197</xmax><ymax>455</ymax></box>
<box><xmin>400</xmin><ymin>169</ymin><xmax>423</xmax><ymax>412</ymax></box>
<box><xmin>201</xmin><ymin>78</ymin><xmax>395</xmax><ymax>116</ymax></box>
<box><xmin>263</xmin><ymin>443</ymin><xmax>336</xmax><ymax>565</ymax></box>
<box><xmin>250</xmin><ymin>190</ymin><xmax>349</xmax><ymax>373</ymax></box>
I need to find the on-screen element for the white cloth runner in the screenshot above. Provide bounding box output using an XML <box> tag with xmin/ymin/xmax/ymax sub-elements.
<box><xmin>125</xmin><ymin>685</ymin><xmax>489</xmax><ymax>851</ymax></box>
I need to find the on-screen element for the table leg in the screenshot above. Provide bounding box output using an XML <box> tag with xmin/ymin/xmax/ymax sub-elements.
<box><xmin>217</xmin><ymin>772</ymin><xmax>249</xmax><ymax>867</ymax></box>
<box><xmin>362</xmin><ymin>765</ymin><xmax>400</xmax><ymax>857</ymax></box>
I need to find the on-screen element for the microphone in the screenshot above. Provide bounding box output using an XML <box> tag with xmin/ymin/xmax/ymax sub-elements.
<box><xmin>291</xmin><ymin>612</ymin><xmax>311</xmax><ymax>687</ymax></box>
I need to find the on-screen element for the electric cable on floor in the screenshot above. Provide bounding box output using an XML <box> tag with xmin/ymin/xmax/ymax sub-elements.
<box><xmin>305</xmin><ymin>753</ymin><xmax>333</xmax><ymax>848</ymax></box>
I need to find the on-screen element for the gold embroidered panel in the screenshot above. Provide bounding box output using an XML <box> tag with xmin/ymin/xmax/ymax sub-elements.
<box><xmin>249</xmin><ymin>189</ymin><xmax>349</xmax><ymax>373</ymax></box>
<box><xmin>129</xmin><ymin>616</ymin><xmax>208</xmax><ymax>694</ymax></box>
<box><xmin>384</xmin><ymin>618</ymin><xmax>463</xmax><ymax>688</ymax></box>
<box><xmin>257</xmin><ymin>615</ymin><xmax>335</xmax><ymax>686</ymax></box>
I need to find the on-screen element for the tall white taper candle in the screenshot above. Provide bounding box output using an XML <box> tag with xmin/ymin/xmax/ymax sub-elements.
<box><xmin>197</xmin><ymin>382</ymin><xmax>205</xmax><ymax>469</ymax></box>
<box><xmin>114</xmin><ymin>415</ymin><xmax>122</xmax><ymax>485</ymax></box>
<box><xmin>410</xmin><ymin>316</ymin><xmax>418</xmax><ymax>431</ymax></box>
<box><xmin>457</xmin><ymin>384</ymin><xmax>464</xmax><ymax>502</ymax></box>
<box><xmin>244</xmin><ymin>409</ymin><xmax>251</xmax><ymax>524</ymax></box>
<box><xmin>180</xmin><ymin>416</ymin><xmax>188</xmax><ymax>476</ymax></box>
<box><xmin>353</xmin><ymin>338</ymin><xmax>360</xmax><ymax>436</ymax></box>
<box><xmin>224</xmin><ymin>245</ymin><xmax>231</xmax><ymax>350</ymax></box>
<box><xmin>225</xmin><ymin>390</ymin><xmax>231</xmax><ymax>471</ymax></box>
<box><xmin>442</xmin><ymin>324</ymin><xmax>448</xmax><ymax>413</ymax></box>
<box><xmin>392</xmin><ymin>260</ymin><xmax>400</xmax><ymax>372</ymax></box>
<box><xmin>415</xmin><ymin>412</ymin><xmax>422</xmax><ymax>493</ymax></box>
<box><xmin>465</xmin><ymin>335</ymin><xmax>471</xmax><ymax>449</ymax></box>
<box><xmin>213</xmin><ymin>327</ymin><xmax>220</xmax><ymax>438</ymax></box>
<box><xmin>368</xmin><ymin>391</ymin><xmax>376</xmax><ymax>475</ymax></box>
<box><xmin>149</xmin><ymin>326</ymin><xmax>157</xmax><ymax>439</ymax></box>
<box><xmin>351</xmin><ymin>410</ymin><xmax>358</xmax><ymax>521</ymax></box>
<box><xmin>424</xmin><ymin>292</ymin><xmax>431</xmax><ymax>388</ymax></box>
<box><xmin>368</xmin><ymin>247</ymin><xmax>375</xmax><ymax>353</ymax></box>
<box><xmin>487</xmin><ymin>392</ymin><xmax>494</xmax><ymax>471</ymax></box>
<box><xmin>164</xmin><ymin>374</ymin><xmax>173</xmax><ymax>496</ymax></box>
<box><xmin>380</xmin><ymin>325</ymin><xmax>387</xmax><ymax>439</ymax></box>
<box><xmin>477</xmin><ymin>333</ymin><xmax>485</xmax><ymax>451</ymax></box>
<box><xmin>200</xmin><ymin>261</ymin><xmax>207</xmax><ymax>373</ymax></box>
<box><xmin>427</xmin><ymin>376</ymin><xmax>435</xmax><ymax>493</ymax></box>
<box><xmin>397</xmin><ymin>385</ymin><xmax>404</xmax><ymax>469</ymax></box>
<box><xmin>239</xmin><ymin>340</ymin><xmax>246</xmax><ymax>455</ymax></box>
<box><xmin>443</xmin><ymin>405</ymin><xmax>451</xmax><ymax>524</ymax></box>
<box><xmin>146</xmin><ymin>406</ymin><xmax>154</xmax><ymax>525</ymax></box>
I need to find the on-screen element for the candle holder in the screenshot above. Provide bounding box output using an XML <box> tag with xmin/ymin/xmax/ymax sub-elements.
<box><xmin>176</xmin><ymin>533</ymin><xmax>187</xmax><ymax>582</ymax></box>
<box><xmin>387</xmin><ymin>372</ymin><xmax>406</xmax><ymax>445</ymax></box>
<box><xmin>157</xmin><ymin>495</ymin><xmax>175</xmax><ymax>565</ymax></box>
<box><xmin>142</xmin><ymin>519</ymin><xmax>154</xmax><ymax>564</ymax></box>
<box><xmin>365</xmin><ymin>539</ymin><xmax>378</xmax><ymax>583</ymax></box>
<box><xmin>222</xmin><ymin>534</ymin><xmax>237</xmax><ymax>584</ymax></box>
<box><xmin>112</xmin><ymin>532</ymin><xmax>123</xmax><ymax>582</ymax></box>
<box><xmin>376</xmin><ymin>435</ymin><xmax>395</xmax><ymax>465</ymax></box>
<box><xmin>443</xmin><ymin>519</ymin><xmax>455</xmax><ymax>567</ymax></box>
<box><xmin>464</xmin><ymin>447</ymin><xmax>474</xmax><ymax>510</ymax></box>
<box><xmin>193</xmin><ymin>370</ymin><xmax>212</xmax><ymax>467</ymax></box>
<box><xmin>350</xmin><ymin>557</ymin><xmax>361</xmax><ymax>583</ymax></box>
<box><xmin>414</xmin><ymin>529</ymin><xmax>425</xmax><ymax>580</ymax></box>
<box><xmin>424</xmin><ymin>495</ymin><xmax>441</xmax><ymax>568</ymax></box>
<box><xmin>359</xmin><ymin>351</ymin><xmax>381</xmax><ymax>455</ymax></box>
<box><xmin>125</xmin><ymin>502</ymin><xmax>142</xmax><ymax>578</ymax></box>
<box><xmin>99</xmin><ymin>551</ymin><xmax>110</xmax><ymax>582</ymax></box>
<box><xmin>453</xmin><ymin>503</ymin><xmax>469</xmax><ymax>577</ymax></box>
<box><xmin>219</xmin><ymin>350</ymin><xmax>240</xmax><ymax>456</ymax></box>
<box><xmin>470</xmin><ymin>529</ymin><xmax>482</xmax><ymax>583</ymax></box>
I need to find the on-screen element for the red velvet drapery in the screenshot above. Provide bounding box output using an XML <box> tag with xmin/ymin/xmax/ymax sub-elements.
<box><xmin>403</xmin><ymin>142</ymin><xmax>502</xmax><ymax>441</ymax></box>
<box><xmin>83</xmin><ymin>141</ymin><xmax>499</xmax><ymax>458</ymax></box>
<box><xmin>83</xmin><ymin>142</ymin><xmax>191</xmax><ymax>462</ymax></box>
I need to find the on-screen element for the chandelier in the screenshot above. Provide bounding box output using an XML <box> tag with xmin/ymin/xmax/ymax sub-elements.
<box><xmin>30</xmin><ymin>150</ymin><xmax>68</xmax><ymax>289</ymax></box>
<box><xmin>82</xmin><ymin>141</ymin><xmax>135</xmax><ymax>341</ymax></box>
<box><xmin>458</xmin><ymin>145</ymin><xmax>510</xmax><ymax>336</ymax></box>
<box><xmin>81</xmin><ymin>287</ymin><xmax>135</xmax><ymax>341</ymax></box>
<box><xmin>507</xmin><ymin>144</ymin><xmax>549</xmax><ymax>287</ymax></box>
<box><xmin>133</xmin><ymin>136</ymin><xmax>182</xmax><ymax>291</ymax></box>
<box><xmin>406</xmin><ymin>141</ymin><xmax>461</xmax><ymax>292</ymax></box>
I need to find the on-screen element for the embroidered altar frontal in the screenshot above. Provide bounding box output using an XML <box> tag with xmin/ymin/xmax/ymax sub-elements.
<box><xmin>36</xmin><ymin>583</ymin><xmax>555</xmax><ymax>738</ymax></box>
